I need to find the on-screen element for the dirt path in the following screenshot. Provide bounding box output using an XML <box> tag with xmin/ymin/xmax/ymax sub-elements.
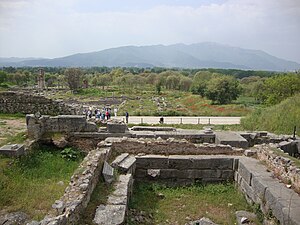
<box><xmin>0</xmin><ymin>118</ymin><xmax>26</xmax><ymax>145</ymax></box>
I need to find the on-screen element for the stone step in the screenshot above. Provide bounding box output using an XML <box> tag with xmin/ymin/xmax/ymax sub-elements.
<box><xmin>111</xmin><ymin>153</ymin><xmax>129</xmax><ymax>168</ymax></box>
<box><xmin>111</xmin><ymin>153</ymin><xmax>136</xmax><ymax>174</ymax></box>
<box><xmin>93</xmin><ymin>174</ymin><xmax>133</xmax><ymax>225</ymax></box>
<box><xmin>215</xmin><ymin>131</ymin><xmax>248</xmax><ymax>148</ymax></box>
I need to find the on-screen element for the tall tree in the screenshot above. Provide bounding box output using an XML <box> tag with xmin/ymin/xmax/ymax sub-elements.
<box><xmin>205</xmin><ymin>75</ymin><xmax>241</xmax><ymax>104</ymax></box>
<box><xmin>64</xmin><ymin>68</ymin><xmax>83</xmax><ymax>92</ymax></box>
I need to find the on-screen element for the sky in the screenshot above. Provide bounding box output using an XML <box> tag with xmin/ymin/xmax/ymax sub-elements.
<box><xmin>0</xmin><ymin>0</ymin><xmax>300</xmax><ymax>63</ymax></box>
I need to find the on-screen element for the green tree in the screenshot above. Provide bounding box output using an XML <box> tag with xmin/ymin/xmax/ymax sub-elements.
<box><xmin>191</xmin><ymin>71</ymin><xmax>214</xmax><ymax>97</ymax></box>
<box><xmin>205</xmin><ymin>75</ymin><xmax>241</xmax><ymax>104</ymax></box>
<box><xmin>263</xmin><ymin>73</ymin><xmax>300</xmax><ymax>105</ymax></box>
<box><xmin>0</xmin><ymin>71</ymin><xmax>8</xmax><ymax>83</ymax></box>
<box><xmin>64</xmin><ymin>68</ymin><xmax>83</xmax><ymax>92</ymax></box>
<box><xmin>179</xmin><ymin>76</ymin><xmax>193</xmax><ymax>91</ymax></box>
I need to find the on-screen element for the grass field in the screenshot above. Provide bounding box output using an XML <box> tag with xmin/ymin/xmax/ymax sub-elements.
<box><xmin>0</xmin><ymin>146</ymin><xmax>83</xmax><ymax>220</ymax></box>
<box><xmin>127</xmin><ymin>182</ymin><xmax>259</xmax><ymax>225</ymax></box>
<box><xmin>49</xmin><ymin>86</ymin><xmax>255</xmax><ymax>117</ymax></box>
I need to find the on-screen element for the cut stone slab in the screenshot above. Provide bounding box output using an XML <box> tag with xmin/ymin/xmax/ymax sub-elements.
<box><xmin>102</xmin><ymin>161</ymin><xmax>114</xmax><ymax>184</ymax></box>
<box><xmin>0</xmin><ymin>144</ymin><xmax>25</xmax><ymax>157</ymax></box>
<box><xmin>235</xmin><ymin>211</ymin><xmax>258</xmax><ymax>225</ymax></box>
<box><xmin>215</xmin><ymin>132</ymin><xmax>248</xmax><ymax>148</ymax></box>
<box><xmin>111</xmin><ymin>153</ymin><xmax>129</xmax><ymax>168</ymax></box>
<box><xmin>93</xmin><ymin>204</ymin><xmax>126</xmax><ymax>225</ymax></box>
<box><xmin>185</xmin><ymin>217</ymin><xmax>219</xmax><ymax>225</ymax></box>
<box><xmin>107</xmin><ymin>122</ymin><xmax>127</xmax><ymax>133</ymax></box>
<box><xmin>118</xmin><ymin>155</ymin><xmax>136</xmax><ymax>174</ymax></box>
<box><xmin>131</xmin><ymin>126</ymin><xmax>176</xmax><ymax>131</ymax></box>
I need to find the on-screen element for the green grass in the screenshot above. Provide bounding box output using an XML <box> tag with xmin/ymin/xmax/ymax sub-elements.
<box><xmin>128</xmin><ymin>182</ymin><xmax>258</xmax><ymax>225</ymax></box>
<box><xmin>241</xmin><ymin>94</ymin><xmax>300</xmax><ymax>135</ymax></box>
<box><xmin>49</xmin><ymin>86</ymin><xmax>254</xmax><ymax>117</ymax></box>
<box><xmin>0</xmin><ymin>146</ymin><xmax>83</xmax><ymax>220</ymax></box>
<box><xmin>0</xmin><ymin>113</ymin><xmax>25</xmax><ymax>119</ymax></box>
<box><xmin>78</xmin><ymin>178</ymin><xmax>114</xmax><ymax>225</ymax></box>
<box><xmin>0</xmin><ymin>131</ymin><xmax>27</xmax><ymax>146</ymax></box>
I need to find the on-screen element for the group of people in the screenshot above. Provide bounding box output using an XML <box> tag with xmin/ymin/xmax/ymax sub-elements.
<box><xmin>83</xmin><ymin>106</ymin><xmax>130</xmax><ymax>123</ymax></box>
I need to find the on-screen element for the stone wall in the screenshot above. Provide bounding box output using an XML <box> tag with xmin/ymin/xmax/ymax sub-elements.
<box><xmin>0</xmin><ymin>91</ymin><xmax>82</xmax><ymax>115</ymax></box>
<box><xmin>235</xmin><ymin>157</ymin><xmax>300</xmax><ymax>225</ymax></box>
<box><xmin>134</xmin><ymin>155</ymin><xmax>236</xmax><ymax>186</ymax></box>
<box><xmin>26</xmin><ymin>114</ymin><xmax>98</xmax><ymax>140</ymax></box>
<box><xmin>100</xmin><ymin>137</ymin><xmax>244</xmax><ymax>157</ymax></box>
<box><xmin>253</xmin><ymin>143</ymin><xmax>300</xmax><ymax>193</ymax></box>
<box><xmin>35</xmin><ymin>148</ymin><xmax>109</xmax><ymax>225</ymax></box>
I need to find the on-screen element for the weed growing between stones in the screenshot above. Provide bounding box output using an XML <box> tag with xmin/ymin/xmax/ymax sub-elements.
<box><xmin>78</xmin><ymin>177</ymin><xmax>115</xmax><ymax>225</ymax></box>
<box><xmin>127</xmin><ymin>182</ymin><xmax>258</xmax><ymax>225</ymax></box>
<box><xmin>0</xmin><ymin>145</ymin><xmax>83</xmax><ymax>220</ymax></box>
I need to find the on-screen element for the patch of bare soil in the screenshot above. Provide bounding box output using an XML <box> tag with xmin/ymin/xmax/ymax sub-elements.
<box><xmin>0</xmin><ymin>118</ymin><xmax>26</xmax><ymax>145</ymax></box>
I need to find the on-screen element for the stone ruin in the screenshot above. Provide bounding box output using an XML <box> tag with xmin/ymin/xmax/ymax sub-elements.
<box><xmin>2</xmin><ymin>114</ymin><xmax>300</xmax><ymax>225</ymax></box>
<box><xmin>37</xmin><ymin>68</ymin><xmax>46</xmax><ymax>90</ymax></box>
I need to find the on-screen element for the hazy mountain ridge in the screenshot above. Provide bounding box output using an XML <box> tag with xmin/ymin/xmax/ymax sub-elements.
<box><xmin>1</xmin><ymin>43</ymin><xmax>299</xmax><ymax>71</ymax></box>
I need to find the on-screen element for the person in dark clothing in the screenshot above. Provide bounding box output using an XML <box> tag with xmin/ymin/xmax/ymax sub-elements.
<box><xmin>125</xmin><ymin>111</ymin><xmax>129</xmax><ymax>123</ymax></box>
<box><xmin>159</xmin><ymin>116</ymin><xmax>164</xmax><ymax>124</ymax></box>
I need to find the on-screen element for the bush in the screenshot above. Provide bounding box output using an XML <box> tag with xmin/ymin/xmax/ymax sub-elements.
<box><xmin>241</xmin><ymin>94</ymin><xmax>300</xmax><ymax>135</ymax></box>
<box><xmin>61</xmin><ymin>147</ymin><xmax>81</xmax><ymax>161</ymax></box>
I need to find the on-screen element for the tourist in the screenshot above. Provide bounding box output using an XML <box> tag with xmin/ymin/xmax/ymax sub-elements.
<box><xmin>125</xmin><ymin>111</ymin><xmax>129</xmax><ymax>123</ymax></box>
<box><xmin>159</xmin><ymin>116</ymin><xmax>164</xmax><ymax>124</ymax></box>
<box><xmin>106</xmin><ymin>110</ymin><xmax>112</xmax><ymax>120</ymax></box>
<box><xmin>114</xmin><ymin>108</ymin><xmax>118</xmax><ymax>117</ymax></box>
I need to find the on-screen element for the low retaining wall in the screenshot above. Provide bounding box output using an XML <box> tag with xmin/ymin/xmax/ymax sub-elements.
<box><xmin>254</xmin><ymin>143</ymin><xmax>300</xmax><ymax>193</ymax></box>
<box><xmin>101</xmin><ymin>137</ymin><xmax>244</xmax><ymax>156</ymax></box>
<box><xmin>0</xmin><ymin>91</ymin><xmax>82</xmax><ymax>115</ymax></box>
<box><xmin>27</xmin><ymin>114</ymin><xmax>98</xmax><ymax>140</ymax></box>
<box><xmin>34</xmin><ymin>148</ymin><xmax>109</xmax><ymax>225</ymax></box>
<box><xmin>235</xmin><ymin>157</ymin><xmax>300</xmax><ymax>225</ymax></box>
<box><xmin>134</xmin><ymin>155</ymin><xmax>236</xmax><ymax>186</ymax></box>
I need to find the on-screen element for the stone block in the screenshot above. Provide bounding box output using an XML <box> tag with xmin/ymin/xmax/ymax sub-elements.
<box><xmin>135</xmin><ymin>169</ymin><xmax>147</xmax><ymax>178</ymax></box>
<box><xmin>221</xmin><ymin>170</ymin><xmax>234</xmax><ymax>180</ymax></box>
<box><xmin>136</xmin><ymin>155</ymin><xmax>169</xmax><ymax>169</ymax></box>
<box><xmin>118</xmin><ymin>155</ymin><xmax>136</xmax><ymax>174</ymax></box>
<box><xmin>192</xmin><ymin>157</ymin><xmax>233</xmax><ymax>170</ymax></box>
<box><xmin>107</xmin><ymin>122</ymin><xmax>127</xmax><ymax>133</ymax></box>
<box><xmin>112</xmin><ymin>174</ymin><xmax>132</xmax><ymax>197</ymax></box>
<box><xmin>282</xmin><ymin>206</ymin><xmax>300</xmax><ymax>225</ymax></box>
<box><xmin>107</xmin><ymin>195</ymin><xmax>127</xmax><ymax>206</ymax></box>
<box><xmin>159</xmin><ymin>169</ymin><xmax>179</xmax><ymax>179</ymax></box>
<box><xmin>168</xmin><ymin>156</ymin><xmax>196</xmax><ymax>170</ymax></box>
<box><xmin>111</xmin><ymin>153</ymin><xmax>129</xmax><ymax>168</ymax></box>
<box><xmin>0</xmin><ymin>144</ymin><xmax>25</xmax><ymax>157</ymax></box>
<box><xmin>238</xmin><ymin>161</ymin><xmax>252</xmax><ymax>185</ymax></box>
<box><xmin>240</xmin><ymin>178</ymin><xmax>256</xmax><ymax>204</ymax></box>
<box><xmin>194</xmin><ymin>170</ymin><xmax>223</xmax><ymax>179</ymax></box>
<box><xmin>93</xmin><ymin>204</ymin><xmax>126</xmax><ymax>225</ymax></box>
<box><xmin>102</xmin><ymin>161</ymin><xmax>114</xmax><ymax>184</ymax></box>
<box><xmin>215</xmin><ymin>131</ymin><xmax>249</xmax><ymax>148</ymax></box>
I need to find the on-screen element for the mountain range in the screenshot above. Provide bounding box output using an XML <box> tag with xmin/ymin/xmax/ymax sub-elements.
<box><xmin>1</xmin><ymin>42</ymin><xmax>299</xmax><ymax>71</ymax></box>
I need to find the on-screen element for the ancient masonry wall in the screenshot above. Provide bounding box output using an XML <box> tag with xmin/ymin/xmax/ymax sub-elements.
<box><xmin>0</xmin><ymin>91</ymin><xmax>82</xmax><ymax>115</ymax></box>
<box><xmin>254</xmin><ymin>143</ymin><xmax>300</xmax><ymax>193</ymax></box>
<box><xmin>37</xmin><ymin>147</ymin><xmax>109</xmax><ymax>225</ymax></box>
<box><xmin>29</xmin><ymin>138</ymin><xmax>300</xmax><ymax>225</ymax></box>
<box><xmin>106</xmin><ymin>137</ymin><xmax>244</xmax><ymax>156</ymax></box>
<box><xmin>235</xmin><ymin>157</ymin><xmax>300</xmax><ymax>225</ymax></box>
<box><xmin>26</xmin><ymin>114</ymin><xmax>98</xmax><ymax>140</ymax></box>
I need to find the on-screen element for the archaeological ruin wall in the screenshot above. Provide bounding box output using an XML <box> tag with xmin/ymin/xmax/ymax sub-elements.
<box><xmin>0</xmin><ymin>91</ymin><xmax>82</xmax><ymax>115</ymax></box>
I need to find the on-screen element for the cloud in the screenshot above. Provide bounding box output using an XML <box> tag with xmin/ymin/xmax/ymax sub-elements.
<box><xmin>0</xmin><ymin>0</ymin><xmax>299</xmax><ymax>63</ymax></box>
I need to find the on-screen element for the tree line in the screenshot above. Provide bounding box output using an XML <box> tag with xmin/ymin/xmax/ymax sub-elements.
<box><xmin>0</xmin><ymin>67</ymin><xmax>299</xmax><ymax>105</ymax></box>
